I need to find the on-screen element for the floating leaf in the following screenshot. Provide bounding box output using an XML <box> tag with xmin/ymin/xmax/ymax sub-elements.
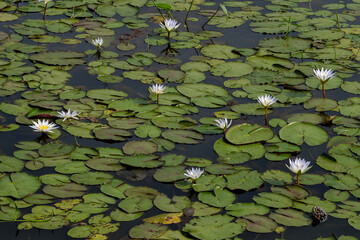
<box><xmin>153</xmin><ymin>166</ymin><xmax>186</xmax><ymax>182</ymax></box>
<box><xmin>123</xmin><ymin>140</ymin><xmax>158</xmax><ymax>155</ymax></box>
<box><xmin>43</xmin><ymin>183</ymin><xmax>87</xmax><ymax>198</ymax></box>
<box><xmin>201</xmin><ymin>44</ymin><xmax>239</xmax><ymax>59</ymax></box>
<box><xmin>129</xmin><ymin>223</ymin><xmax>167</xmax><ymax>239</ymax></box>
<box><xmin>162</xmin><ymin>130</ymin><xmax>204</xmax><ymax>144</ymax></box>
<box><xmin>38</xmin><ymin>142</ymin><xmax>75</xmax><ymax>157</ymax></box>
<box><xmin>241</xmin><ymin>215</ymin><xmax>277</xmax><ymax>233</ymax></box>
<box><xmin>154</xmin><ymin>194</ymin><xmax>191</xmax><ymax>212</ymax></box>
<box><xmin>0</xmin><ymin>172</ymin><xmax>41</xmax><ymax>199</ymax></box>
<box><xmin>71</xmin><ymin>172</ymin><xmax>113</xmax><ymax>185</ymax></box>
<box><xmin>198</xmin><ymin>187</ymin><xmax>236</xmax><ymax>207</ymax></box>
<box><xmin>225</xmin><ymin>123</ymin><xmax>273</xmax><ymax>145</ymax></box>
<box><xmin>226</xmin><ymin>203</ymin><xmax>270</xmax><ymax>217</ymax></box>
<box><xmin>183</xmin><ymin>215</ymin><xmax>246</xmax><ymax>240</ymax></box>
<box><xmin>279</xmin><ymin>122</ymin><xmax>328</xmax><ymax>146</ymax></box>
<box><xmin>118</xmin><ymin>196</ymin><xmax>153</xmax><ymax>213</ymax></box>
<box><xmin>253</xmin><ymin>192</ymin><xmax>293</xmax><ymax>208</ymax></box>
<box><xmin>269</xmin><ymin>209</ymin><xmax>312</xmax><ymax>227</ymax></box>
<box><xmin>30</xmin><ymin>51</ymin><xmax>86</xmax><ymax>65</ymax></box>
<box><xmin>120</xmin><ymin>154</ymin><xmax>163</xmax><ymax>168</ymax></box>
<box><xmin>226</xmin><ymin>170</ymin><xmax>263</xmax><ymax>191</ymax></box>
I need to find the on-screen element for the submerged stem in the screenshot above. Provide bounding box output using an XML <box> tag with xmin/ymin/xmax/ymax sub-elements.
<box><xmin>297</xmin><ymin>175</ymin><xmax>300</xmax><ymax>186</ymax></box>
<box><xmin>202</xmin><ymin>5</ymin><xmax>220</xmax><ymax>28</ymax></box>
<box><xmin>322</xmin><ymin>83</ymin><xmax>326</xmax><ymax>99</ymax></box>
<box><xmin>265</xmin><ymin>107</ymin><xmax>268</xmax><ymax>124</ymax></box>
<box><xmin>157</xmin><ymin>94</ymin><xmax>159</xmax><ymax>104</ymax></box>
<box><xmin>185</xmin><ymin>0</ymin><xmax>195</xmax><ymax>26</ymax></box>
<box><xmin>43</xmin><ymin>2</ymin><xmax>48</xmax><ymax>20</ymax></box>
<box><xmin>151</xmin><ymin>0</ymin><xmax>165</xmax><ymax>20</ymax></box>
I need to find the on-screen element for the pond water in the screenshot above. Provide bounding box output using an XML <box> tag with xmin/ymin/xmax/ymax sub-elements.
<box><xmin>1</xmin><ymin>0</ymin><xmax>360</xmax><ymax>239</ymax></box>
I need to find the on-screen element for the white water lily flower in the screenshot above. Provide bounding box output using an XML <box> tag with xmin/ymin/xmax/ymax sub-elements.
<box><xmin>39</xmin><ymin>0</ymin><xmax>51</xmax><ymax>3</ymax></box>
<box><xmin>257</xmin><ymin>94</ymin><xmax>277</xmax><ymax>107</ymax></box>
<box><xmin>149</xmin><ymin>84</ymin><xmax>166</xmax><ymax>94</ymax></box>
<box><xmin>57</xmin><ymin>109</ymin><xmax>80</xmax><ymax>122</ymax></box>
<box><xmin>91</xmin><ymin>37</ymin><xmax>103</xmax><ymax>48</ymax></box>
<box><xmin>286</xmin><ymin>157</ymin><xmax>312</xmax><ymax>175</ymax></box>
<box><xmin>215</xmin><ymin>118</ymin><xmax>232</xmax><ymax>131</ymax></box>
<box><xmin>30</xmin><ymin>119</ymin><xmax>58</xmax><ymax>133</ymax></box>
<box><xmin>184</xmin><ymin>167</ymin><xmax>204</xmax><ymax>180</ymax></box>
<box><xmin>159</xmin><ymin>18</ymin><xmax>181</xmax><ymax>32</ymax></box>
<box><xmin>313</xmin><ymin>68</ymin><xmax>336</xmax><ymax>83</ymax></box>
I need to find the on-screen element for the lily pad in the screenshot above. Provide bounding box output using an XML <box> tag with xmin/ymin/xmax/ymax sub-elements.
<box><xmin>269</xmin><ymin>209</ymin><xmax>312</xmax><ymax>227</ymax></box>
<box><xmin>154</xmin><ymin>194</ymin><xmax>191</xmax><ymax>212</ymax></box>
<box><xmin>225</xmin><ymin>123</ymin><xmax>273</xmax><ymax>145</ymax></box>
<box><xmin>183</xmin><ymin>215</ymin><xmax>246</xmax><ymax>240</ymax></box>
<box><xmin>123</xmin><ymin>140</ymin><xmax>158</xmax><ymax>155</ymax></box>
<box><xmin>198</xmin><ymin>187</ymin><xmax>236</xmax><ymax>207</ymax></box>
<box><xmin>279</xmin><ymin>122</ymin><xmax>328</xmax><ymax>146</ymax></box>
<box><xmin>30</xmin><ymin>51</ymin><xmax>86</xmax><ymax>65</ymax></box>
<box><xmin>0</xmin><ymin>172</ymin><xmax>41</xmax><ymax>199</ymax></box>
<box><xmin>226</xmin><ymin>203</ymin><xmax>270</xmax><ymax>217</ymax></box>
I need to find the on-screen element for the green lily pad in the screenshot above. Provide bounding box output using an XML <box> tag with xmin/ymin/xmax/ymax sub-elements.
<box><xmin>55</xmin><ymin>161</ymin><xmax>90</xmax><ymax>174</ymax></box>
<box><xmin>153</xmin><ymin>166</ymin><xmax>186</xmax><ymax>182</ymax></box>
<box><xmin>183</xmin><ymin>215</ymin><xmax>246</xmax><ymax>240</ymax></box>
<box><xmin>211</xmin><ymin>62</ymin><xmax>253</xmax><ymax>77</ymax></box>
<box><xmin>226</xmin><ymin>170</ymin><xmax>263</xmax><ymax>191</ymax></box>
<box><xmin>129</xmin><ymin>223</ymin><xmax>168</xmax><ymax>239</ymax></box>
<box><xmin>43</xmin><ymin>183</ymin><xmax>87</xmax><ymax>198</ymax></box>
<box><xmin>214</xmin><ymin>139</ymin><xmax>265</xmax><ymax>160</ymax></box>
<box><xmin>177</xmin><ymin>83</ymin><xmax>229</xmax><ymax>98</ymax></box>
<box><xmin>67</xmin><ymin>225</ymin><xmax>93</xmax><ymax>238</ymax></box>
<box><xmin>71</xmin><ymin>172</ymin><xmax>113</xmax><ymax>185</ymax></box>
<box><xmin>259</xmin><ymin>37</ymin><xmax>312</xmax><ymax>53</ymax></box>
<box><xmin>226</xmin><ymin>203</ymin><xmax>270</xmax><ymax>217</ymax></box>
<box><xmin>298</xmin><ymin>174</ymin><xmax>326</xmax><ymax>185</ymax></box>
<box><xmin>0</xmin><ymin>155</ymin><xmax>24</xmax><ymax>172</ymax></box>
<box><xmin>192</xmin><ymin>175</ymin><xmax>227</xmax><ymax>192</ymax></box>
<box><xmin>30</xmin><ymin>51</ymin><xmax>86</xmax><ymax>65</ymax></box>
<box><xmin>93</xmin><ymin>127</ymin><xmax>132</xmax><ymax>141</ymax></box>
<box><xmin>14</xmin><ymin>141</ymin><xmax>42</xmax><ymax>150</ymax></box>
<box><xmin>39</xmin><ymin>174</ymin><xmax>70</xmax><ymax>186</ymax></box>
<box><xmin>349</xmin><ymin>216</ymin><xmax>360</xmax><ymax>231</ymax></box>
<box><xmin>87</xmin><ymin>89</ymin><xmax>127</xmax><ymax>101</ymax></box>
<box><xmin>279</xmin><ymin>122</ymin><xmax>328</xmax><ymax>146</ymax></box>
<box><xmin>24</xmin><ymin>194</ymin><xmax>54</xmax><ymax>205</ymax></box>
<box><xmin>162</xmin><ymin>130</ymin><xmax>204</xmax><ymax>144</ymax></box>
<box><xmin>253</xmin><ymin>192</ymin><xmax>293</xmax><ymax>208</ymax></box>
<box><xmin>0</xmin><ymin>172</ymin><xmax>41</xmax><ymax>199</ymax></box>
<box><xmin>198</xmin><ymin>187</ymin><xmax>236</xmax><ymax>207</ymax></box>
<box><xmin>31</xmin><ymin>215</ymin><xmax>69</xmax><ymax>230</ymax></box>
<box><xmin>271</xmin><ymin>185</ymin><xmax>309</xmax><ymax>200</ymax></box>
<box><xmin>123</xmin><ymin>140</ymin><xmax>158</xmax><ymax>155</ymax></box>
<box><xmin>304</xmin><ymin>98</ymin><xmax>338</xmax><ymax>111</ymax></box>
<box><xmin>191</xmin><ymin>201</ymin><xmax>221</xmax><ymax>217</ymax></box>
<box><xmin>154</xmin><ymin>194</ymin><xmax>191</xmax><ymax>212</ymax></box>
<box><xmin>298</xmin><ymin>29</ymin><xmax>345</xmax><ymax>40</ymax></box>
<box><xmin>38</xmin><ymin>142</ymin><xmax>75</xmax><ymax>157</ymax></box>
<box><xmin>261</xmin><ymin>170</ymin><xmax>293</xmax><ymax>186</ymax></box>
<box><xmin>269</xmin><ymin>209</ymin><xmax>312</xmax><ymax>227</ymax></box>
<box><xmin>201</xmin><ymin>44</ymin><xmax>239</xmax><ymax>59</ymax></box>
<box><xmin>120</xmin><ymin>154</ymin><xmax>163</xmax><ymax>168</ymax></box>
<box><xmin>225</xmin><ymin>123</ymin><xmax>273</xmax><ymax>145</ymax></box>
<box><xmin>86</xmin><ymin>158</ymin><xmax>123</xmax><ymax>171</ymax></box>
<box><xmin>324</xmin><ymin>173</ymin><xmax>359</xmax><ymax>190</ymax></box>
<box><xmin>241</xmin><ymin>215</ymin><xmax>278</xmax><ymax>233</ymax></box>
<box><xmin>110</xmin><ymin>209</ymin><xmax>143</xmax><ymax>221</ymax></box>
<box><xmin>324</xmin><ymin>189</ymin><xmax>350</xmax><ymax>202</ymax></box>
<box><xmin>118</xmin><ymin>196</ymin><xmax>153</xmax><ymax>213</ymax></box>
